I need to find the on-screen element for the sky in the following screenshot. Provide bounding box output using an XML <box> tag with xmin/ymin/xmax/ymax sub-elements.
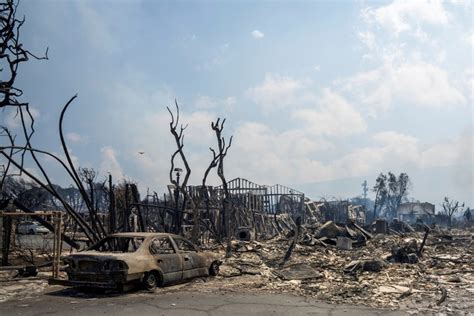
<box><xmin>2</xmin><ymin>0</ymin><xmax>473</xmax><ymax>208</ymax></box>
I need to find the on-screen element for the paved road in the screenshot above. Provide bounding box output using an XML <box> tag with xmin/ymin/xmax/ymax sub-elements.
<box><xmin>0</xmin><ymin>286</ymin><xmax>409</xmax><ymax>316</ymax></box>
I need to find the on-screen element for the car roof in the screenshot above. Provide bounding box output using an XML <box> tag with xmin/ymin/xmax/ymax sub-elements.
<box><xmin>107</xmin><ymin>232</ymin><xmax>184</xmax><ymax>239</ymax></box>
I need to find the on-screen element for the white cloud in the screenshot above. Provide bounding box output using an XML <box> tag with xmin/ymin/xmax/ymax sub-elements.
<box><xmin>394</xmin><ymin>62</ymin><xmax>465</xmax><ymax>106</ymax></box>
<box><xmin>181</xmin><ymin>111</ymin><xmax>218</xmax><ymax>145</ymax></box>
<box><xmin>465</xmin><ymin>69</ymin><xmax>474</xmax><ymax>101</ymax></box>
<box><xmin>76</xmin><ymin>3</ymin><xmax>115</xmax><ymax>52</ymax></box>
<box><xmin>3</xmin><ymin>109</ymin><xmax>20</xmax><ymax>129</ymax></box>
<box><xmin>358</xmin><ymin>31</ymin><xmax>376</xmax><ymax>50</ymax></box>
<box><xmin>465</xmin><ymin>32</ymin><xmax>474</xmax><ymax>47</ymax></box>
<box><xmin>328</xmin><ymin>130</ymin><xmax>473</xmax><ymax>184</ymax></box>
<box><xmin>326</xmin><ymin>131</ymin><xmax>420</xmax><ymax>178</ymax></box>
<box><xmin>105</xmin><ymin>79</ymin><xmax>175</xmax><ymax>114</ymax></box>
<box><xmin>194</xmin><ymin>95</ymin><xmax>236</xmax><ymax>111</ymax></box>
<box><xmin>145</xmin><ymin>110</ymin><xmax>218</xmax><ymax>147</ymax></box>
<box><xmin>246</xmin><ymin>73</ymin><xmax>314</xmax><ymax>111</ymax></box>
<box><xmin>194</xmin><ymin>96</ymin><xmax>216</xmax><ymax>110</ymax></box>
<box><xmin>292</xmin><ymin>89</ymin><xmax>367</xmax><ymax>137</ymax></box>
<box><xmin>196</xmin><ymin>43</ymin><xmax>231</xmax><ymax>71</ymax></box>
<box><xmin>116</xmin><ymin>106</ymin><xmax>225</xmax><ymax>190</ymax></box>
<box><xmin>66</xmin><ymin>132</ymin><xmax>87</xmax><ymax>144</ymax></box>
<box><xmin>420</xmin><ymin>129</ymin><xmax>473</xmax><ymax>169</ymax></box>
<box><xmin>2</xmin><ymin>107</ymin><xmax>40</xmax><ymax>132</ymax></box>
<box><xmin>449</xmin><ymin>0</ymin><xmax>473</xmax><ymax>7</ymax></box>
<box><xmin>42</xmin><ymin>149</ymin><xmax>81</xmax><ymax>175</ymax></box>
<box><xmin>362</xmin><ymin>0</ymin><xmax>449</xmax><ymax>36</ymax></box>
<box><xmin>225</xmin><ymin>120</ymin><xmax>472</xmax><ymax>191</ymax></box>
<box><xmin>341</xmin><ymin>60</ymin><xmax>466</xmax><ymax>114</ymax></box>
<box><xmin>99</xmin><ymin>146</ymin><xmax>124</xmax><ymax>180</ymax></box>
<box><xmin>251</xmin><ymin>30</ymin><xmax>264</xmax><ymax>39</ymax></box>
<box><xmin>227</xmin><ymin>122</ymin><xmax>333</xmax><ymax>184</ymax></box>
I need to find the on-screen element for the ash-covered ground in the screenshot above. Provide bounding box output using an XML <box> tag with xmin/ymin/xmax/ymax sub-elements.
<box><xmin>1</xmin><ymin>227</ymin><xmax>472</xmax><ymax>315</ymax></box>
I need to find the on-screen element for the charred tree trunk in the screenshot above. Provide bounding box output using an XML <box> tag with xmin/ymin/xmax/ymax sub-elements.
<box><xmin>167</xmin><ymin>101</ymin><xmax>192</xmax><ymax>235</ymax></box>
<box><xmin>210</xmin><ymin>118</ymin><xmax>233</xmax><ymax>257</ymax></box>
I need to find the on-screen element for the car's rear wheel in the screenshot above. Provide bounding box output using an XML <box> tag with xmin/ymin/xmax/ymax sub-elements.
<box><xmin>29</xmin><ymin>229</ymin><xmax>35</xmax><ymax>235</ymax></box>
<box><xmin>142</xmin><ymin>272</ymin><xmax>158</xmax><ymax>291</ymax></box>
<box><xmin>209</xmin><ymin>261</ymin><xmax>219</xmax><ymax>276</ymax></box>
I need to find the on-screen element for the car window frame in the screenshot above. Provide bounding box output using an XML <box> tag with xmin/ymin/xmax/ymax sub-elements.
<box><xmin>87</xmin><ymin>236</ymin><xmax>145</xmax><ymax>253</ymax></box>
<box><xmin>149</xmin><ymin>236</ymin><xmax>177</xmax><ymax>255</ymax></box>
<box><xmin>172</xmin><ymin>237</ymin><xmax>198</xmax><ymax>253</ymax></box>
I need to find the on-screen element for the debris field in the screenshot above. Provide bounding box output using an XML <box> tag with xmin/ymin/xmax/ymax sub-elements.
<box><xmin>181</xmin><ymin>223</ymin><xmax>474</xmax><ymax>315</ymax></box>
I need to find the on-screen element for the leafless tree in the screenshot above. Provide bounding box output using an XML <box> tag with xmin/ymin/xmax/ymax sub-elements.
<box><xmin>1</xmin><ymin>96</ymin><xmax>103</xmax><ymax>245</ymax></box>
<box><xmin>78</xmin><ymin>167</ymin><xmax>107</xmax><ymax>237</ymax></box>
<box><xmin>0</xmin><ymin>0</ymin><xmax>47</xmax><ymax>191</ymax></box>
<box><xmin>210</xmin><ymin>118</ymin><xmax>233</xmax><ymax>256</ymax></box>
<box><xmin>167</xmin><ymin>100</ymin><xmax>192</xmax><ymax>234</ymax></box>
<box><xmin>441</xmin><ymin>197</ymin><xmax>464</xmax><ymax>228</ymax></box>
<box><xmin>0</xmin><ymin>1</ymin><xmax>103</xmax><ymax>246</ymax></box>
<box><xmin>198</xmin><ymin>144</ymin><xmax>220</xmax><ymax>242</ymax></box>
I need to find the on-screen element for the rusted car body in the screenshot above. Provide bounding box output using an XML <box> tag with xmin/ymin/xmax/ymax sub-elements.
<box><xmin>49</xmin><ymin>232</ymin><xmax>221</xmax><ymax>291</ymax></box>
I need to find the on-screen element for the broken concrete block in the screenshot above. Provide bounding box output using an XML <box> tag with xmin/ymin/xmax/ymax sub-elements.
<box><xmin>316</xmin><ymin>221</ymin><xmax>345</xmax><ymax>239</ymax></box>
<box><xmin>390</xmin><ymin>219</ymin><xmax>415</xmax><ymax>233</ymax></box>
<box><xmin>336</xmin><ymin>236</ymin><xmax>353</xmax><ymax>250</ymax></box>
<box><xmin>361</xmin><ymin>259</ymin><xmax>386</xmax><ymax>272</ymax></box>
<box><xmin>344</xmin><ymin>259</ymin><xmax>386</xmax><ymax>273</ymax></box>
<box><xmin>376</xmin><ymin>219</ymin><xmax>389</xmax><ymax>234</ymax></box>
<box><xmin>275</xmin><ymin>263</ymin><xmax>322</xmax><ymax>280</ymax></box>
<box><xmin>388</xmin><ymin>239</ymin><xmax>419</xmax><ymax>263</ymax></box>
<box><xmin>377</xmin><ymin>285</ymin><xmax>411</xmax><ymax>294</ymax></box>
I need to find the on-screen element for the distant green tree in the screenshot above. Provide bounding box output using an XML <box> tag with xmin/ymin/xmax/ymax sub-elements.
<box><xmin>386</xmin><ymin>172</ymin><xmax>411</xmax><ymax>219</ymax></box>
<box><xmin>464</xmin><ymin>208</ymin><xmax>472</xmax><ymax>223</ymax></box>
<box><xmin>372</xmin><ymin>173</ymin><xmax>387</xmax><ymax>220</ymax></box>
<box><xmin>372</xmin><ymin>172</ymin><xmax>411</xmax><ymax>220</ymax></box>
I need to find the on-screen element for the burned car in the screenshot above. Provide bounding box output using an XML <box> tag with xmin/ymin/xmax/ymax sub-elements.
<box><xmin>50</xmin><ymin>233</ymin><xmax>221</xmax><ymax>291</ymax></box>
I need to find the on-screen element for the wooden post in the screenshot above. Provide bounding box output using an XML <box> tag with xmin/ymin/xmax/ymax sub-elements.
<box><xmin>52</xmin><ymin>212</ymin><xmax>62</xmax><ymax>279</ymax></box>
<box><xmin>1</xmin><ymin>215</ymin><xmax>11</xmax><ymax>266</ymax></box>
<box><xmin>108</xmin><ymin>174</ymin><xmax>116</xmax><ymax>234</ymax></box>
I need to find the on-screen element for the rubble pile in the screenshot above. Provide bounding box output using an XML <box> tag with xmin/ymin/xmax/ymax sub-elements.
<box><xmin>1</xmin><ymin>219</ymin><xmax>472</xmax><ymax>314</ymax></box>
<box><xmin>0</xmin><ymin>271</ymin><xmax>50</xmax><ymax>302</ymax></box>
<box><xmin>205</xmin><ymin>224</ymin><xmax>474</xmax><ymax>314</ymax></box>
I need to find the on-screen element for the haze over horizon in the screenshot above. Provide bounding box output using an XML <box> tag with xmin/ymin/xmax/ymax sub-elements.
<box><xmin>2</xmin><ymin>0</ymin><xmax>473</xmax><ymax>207</ymax></box>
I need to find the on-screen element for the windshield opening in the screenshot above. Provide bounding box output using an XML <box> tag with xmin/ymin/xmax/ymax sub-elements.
<box><xmin>88</xmin><ymin>237</ymin><xmax>145</xmax><ymax>253</ymax></box>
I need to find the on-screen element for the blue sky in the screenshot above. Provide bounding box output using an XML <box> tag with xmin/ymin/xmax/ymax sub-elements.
<box><xmin>3</xmin><ymin>0</ymin><xmax>473</xmax><ymax>207</ymax></box>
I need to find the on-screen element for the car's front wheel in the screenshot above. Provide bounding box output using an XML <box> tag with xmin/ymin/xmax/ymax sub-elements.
<box><xmin>209</xmin><ymin>261</ymin><xmax>220</xmax><ymax>276</ymax></box>
<box><xmin>142</xmin><ymin>272</ymin><xmax>158</xmax><ymax>291</ymax></box>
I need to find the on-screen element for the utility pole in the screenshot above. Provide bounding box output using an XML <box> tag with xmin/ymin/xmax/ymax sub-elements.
<box><xmin>362</xmin><ymin>180</ymin><xmax>368</xmax><ymax>201</ymax></box>
<box><xmin>0</xmin><ymin>164</ymin><xmax>5</xmax><ymax>188</ymax></box>
<box><xmin>362</xmin><ymin>180</ymin><xmax>369</xmax><ymax>222</ymax></box>
<box><xmin>108</xmin><ymin>174</ymin><xmax>116</xmax><ymax>234</ymax></box>
<box><xmin>174</xmin><ymin>168</ymin><xmax>182</xmax><ymax>234</ymax></box>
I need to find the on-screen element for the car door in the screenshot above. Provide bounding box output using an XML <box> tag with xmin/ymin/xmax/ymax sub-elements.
<box><xmin>172</xmin><ymin>237</ymin><xmax>207</xmax><ymax>279</ymax></box>
<box><xmin>149</xmin><ymin>236</ymin><xmax>183</xmax><ymax>284</ymax></box>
